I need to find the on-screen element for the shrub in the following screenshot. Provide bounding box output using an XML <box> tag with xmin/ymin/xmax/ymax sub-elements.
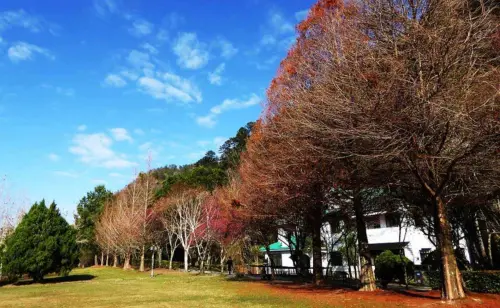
<box><xmin>424</xmin><ymin>271</ymin><xmax>500</xmax><ymax>293</ymax></box>
<box><xmin>160</xmin><ymin>260</ymin><xmax>183</xmax><ymax>270</ymax></box>
<box><xmin>463</xmin><ymin>271</ymin><xmax>500</xmax><ymax>293</ymax></box>
<box><xmin>375</xmin><ymin>250</ymin><xmax>414</xmax><ymax>288</ymax></box>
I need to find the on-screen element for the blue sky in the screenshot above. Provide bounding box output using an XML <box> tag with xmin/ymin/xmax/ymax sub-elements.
<box><xmin>0</xmin><ymin>0</ymin><xmax>314</xmax><ymax>221</ymax></box>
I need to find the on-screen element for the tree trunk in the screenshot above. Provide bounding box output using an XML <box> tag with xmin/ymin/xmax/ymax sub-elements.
<box><xmin>101</xmin><ymin>252</ymin><xmax>104</xmax><ymax>267</ymax></box>
<box><xmin>139</xmin><ymin>245</ymin><xmax>145</xmax><ymax>272</ymax></box>
<box><xmin>158</xmin><ymin>248</ymin><xmax>162</xmax><ymax>268</ymax></box>
<box><xmin>434</xmin><ymin>196</ymin><xmax>466</xmax><ymax>300</ymax></box>
<box><xmin>220</xmin><ymin>248</ymin><xmax>225</xmax><ymax>273</ymax></box>
<box><xmin>354</xmin><ymin>193</ymin><xmax>376</xmax><ymax>291</ymax></box>
<box><xmin>312</xmin><ymin>207</ymin><xmax>324</xmax><ymax>285</ymax></box>
<box><xmin>106</xmin><ymin>253</ymin><xmax>109</xmax><ymax>267</ymax></box>
<box><xmin>113</xmin><ymin>254</ymin><xmax>118</xmax><ymax>267</ymax></box>
<box><xmin>199</xmin><ymin>258</ymin><xmax>205</xmax><ymax>274</ymax></box>
<box><xmin>94</xmin><ymin>254</ymin><xmax>98</xmax><ymax>266</ymax></box>
<box><xmin>183</xmin><ymin>248</ymin><xmax>189</xmax><ymax>272</ymax></box>
<box><xmin>344</xmin><ymin>233</ymin><xmax>353</xmax><ymax>279</ymax></box>
<box><xmin>169</xmin><ymin>250</ymin><xmax>175</xmax><ymax>270</ymax></box>
<box><xmin>123</xmin><ymin>253</ymin><xmax>131</xmax><ymax>270</ymax></box>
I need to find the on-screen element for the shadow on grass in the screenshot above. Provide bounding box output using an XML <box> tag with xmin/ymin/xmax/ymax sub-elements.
<box><xmin>389</xmin><ymin>288</ymin><xmax>439</xmax><ymax>300</ymax></box>
<box><xmin>1</xmin><ymin>274</ymin><xmax>95</xmax><ymax>287</ymax></box>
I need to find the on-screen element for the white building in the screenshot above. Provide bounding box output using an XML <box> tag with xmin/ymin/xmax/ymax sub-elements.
<box><xmin>261</xmin><ymin>211</ymin><xmax>470</xmax><ymax>276</ymax></box>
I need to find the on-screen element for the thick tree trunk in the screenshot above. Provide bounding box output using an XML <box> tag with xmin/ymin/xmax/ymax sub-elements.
<box><xmin>344</xmin><ymin>233</ymin><xmax>353</xmax><ymax>279</ymax></box>
<box><xmin>106</xmin><ymin>253</ymin><xmax>109</xmax><ymax>267</ymax></box>
<box><xmin>434</xmin><ymin>197</ymin><xmax>466</xmax><ymax>300</ymax></box>
<box><xmin>199</xmin><ymin>258</ymin><xmax>205</xmax><ymax>274</ymax></box>
<box><xmin>183</xmin><ymin>249</ymin><xmax>189</xmax><ymax>272</ymax></box>
<box><xmin>354</xmin><ymin>193</ymin><xmax>376</xmax><ymax>291</ymax></box>
<box><xmin>139</xmin><ymin>245</ymin><xmax>146</xmax><ymax>272</ymax></box>
<box><xmin>113</xmin><ymin>254</ymin><xmax>118</xmax><ymax>267</ymax></box>
<box><xmin>94</xmin><ymin>254</ymin><xmax>98</xmax><ymax>266</ymax></box>
<box><xmin>123</xmin><ymin>252</ymin><xmax>131</xmax><ymax>270</ymax></box>
<box><xmin>312</xmin><ymin>207</ymin><xmax>324</xmax><ymax>285</ymax></box>
<box><xmin>101</xmin><ymin>252</ymin><xmax>104</xmax><ymax>267</ymax></box>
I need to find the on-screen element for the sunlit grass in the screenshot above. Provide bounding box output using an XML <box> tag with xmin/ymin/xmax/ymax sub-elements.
<box><xmin>0</xmin><ymin>267</ymin><xmax>320</xmax><ymax>308</ymax></box>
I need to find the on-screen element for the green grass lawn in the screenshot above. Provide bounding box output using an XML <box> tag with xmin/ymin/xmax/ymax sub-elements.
<box><xmin>0</xmin><ymin>267</ymin><xmax>320</xmax><ymax>308</ymax></box>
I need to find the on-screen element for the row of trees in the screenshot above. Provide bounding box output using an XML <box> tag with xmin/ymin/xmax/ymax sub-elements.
<box><xmin>227</xmin><ymin>0</ymin><xmax>499</xmax><ymax>302</ymax></box>
<box><xmin>74</xmin><ymin>124</ymin><xmax>254</xmax><ymax>274</ymax></box>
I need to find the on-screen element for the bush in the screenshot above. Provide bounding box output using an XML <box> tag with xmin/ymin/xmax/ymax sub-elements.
<box><xmin>463</xmin><ymin>271</ymin><xmax>500</xmax><ymax>293</ymax></box>
<box><xmin>375</xmin><ymin>250</ymin><xmax>414</xmax><ymax>288</ymax></box>
<box><xmin>424</xmin><ymin>271</ymin><xmax>500</xmax><ymax>293</ymax></box>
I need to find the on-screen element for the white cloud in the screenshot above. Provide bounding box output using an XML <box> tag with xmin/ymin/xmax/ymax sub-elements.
<box><xmin>173</xmin><ymin>32</ymin><xmax>209</xmax><ymax>70</ymax></box>
<box><xmin>295</xmin><ymin>9</ymin><xmax>309</xmax><ymax>21</ymax></box>
<box><xmin>129</xmin><ymin>19</ymin><xmax>153</xmax><ymax>37</ymax></box>
<box><xmin>0</xmin><ymin>10</ymin><xmax>43</xmax><ymax>33</ymax></box>
<box><xmin>110</xmin><ymin>128</ymin><xmax>133</xmax><ymax>142</ymax></box>
<box><xmin>127</xmin><ymin>49</ymin><xmax>154</xmax><ymax>70</ymax></box>
<box><xmin>196</xmin><ymin>114</ymin><xmax>216</xmax><ymax>128</ymax></box>
<box><xmin>213</xmin><ymin>136</ymin><xmax>227</xmax><ymax>148</ymax></box>
<box><xmin>196</xmin><ymin>94</ymin><xmax>260</xmax><ymax>128</ymax></box>
<box><xmin>120</xmin><ymin>70</ymin><xmax>139</xmax><ymax>81</ymax></box>
<box><xmin>94</xmin><ymin>0</ymin><xmax>118</xmax><ymax>17</ymax></box>
<box><xmin>69</xmin><ymin>133</ymin><xmax>136</xmax><ymax>169</ymax></box>
<box><xmin>260</xmin><ymin>34</ymin><xmax>276</xmax><ymax>46</ymax></box>
<box><xmin>208</xmin><ymin>63</ymin><xmax>225</xmax><ymax>86</ymax></box>
<box><xmin>54</xmin><ymin>171</ymin><xmax>78</xmax><ymax>178</ymax></box>
<box><xmin>109</xmin><ymin>172</ymin><xmax>124</xmax><ymax>178</ymax></box>
<box><xmin>270</xmin><ymin>12</ymin><xmax>294</xmax><ymax>34</ymax></box>
<box><xmin>133</xmin><ymin>128</ymin><xmax>145</xmax><ymax>135</ymax></box>
<box><xmin>8</xmin><ymin>42</ymin><xmax>54</xmax><ymax>62</ymax></box>
<box><xmin>48</xmin><ymin>153</ymin><xmax>60</xmax><ymax>162</ymax></box>
<box><xmin>141</xmin><ymin>43</ymin><xmax>158</xmax><ymax>54</ymax></box>
<box><xmin>104</xmin><ymin>74</ymin><xmax>127</xmax><ymax>87</ymax></box>
<box><xmin>138</xmin><ymin>73</ymin><xmax>202</xmax><ymax>104</ymax></box>
<box><xmin>216</xmin><ymin>37</ymin><xmax>238</xmax><ymax>59</ymax></box>
<box><xmin>138</xmin><ymin>142</ymin><xmax>162</xmax><ymax>161</ymax></box>
<box><xmin>77</xmin><ymin>125</ymin><xmax>87</xmax><ymax>132</ymax></box>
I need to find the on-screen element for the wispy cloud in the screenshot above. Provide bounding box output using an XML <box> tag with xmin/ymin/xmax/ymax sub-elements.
<box><xmin>295</xmin><ymin>9</ymin><xmax>309</xmax><ymax>21</ymax></box>
<box><xmin>208</xmin><ymin>63</ymin><xmax>225</xmax><ymax>86</ymax></box>
<box><xmin>8</xmin><ymin>42</ymin><xmax>54</xmax><ymax>62</ymax></box>
<box><xmin>141</xmin><ymin>43</ymin><xmax>158</xmax><ymax>54</ymax></box>
<box><xmin>77</xmin><ymin>125</ymin><xmax>87</xmax><ymax>132</ymax></box>
<box><xmin>109</xmin><ymin>172</ymin><xmax>124</xmax><ymax>178</ymax></box>
<box><xmin>109</xmin><ymin>128</ymin><xmax>133</xmax><ymax>142</ymax></box>
<box><xmin>173</xmin><ymin>32</ymin><xmax>209</xmax><ymax>70</ymax></box>
<box><xmin>133</xmin><ymin>128</ymin><xmax>145</xmax><ymax>135</ymax></box>
<box><xmin>93</xmin><ymin>0</ymin><xmax>118</xmax><ymax>17</ymax></box>
<box><xmin>138</xmin><ymin>73</ymin><xmax>202</xmax><ymax>104</ymax></box>
<box><xmin>104</xmin><ymin>74</ymin><xmax>127</xmax><ymax>87</ymax></box>
<box><xmin>216</xmin><ymin>37</ymin><xmax>238</xmax><ymax>59</ymax></box>
<box><xmin>0</xmin><ymin>9</ymin><xmax>57</xmax><ymax>34</ymax></box>
<box><xmin>196</xmin><ymin>94</ymin><xmax>260</xmax><ymax>128</ymax></box>
<box><xmin>129</xmin><ymin>19</ymin><xmax>153</xmax><ymax>37</ymax></box>
<box><xmin>69</xmin><ymin>133</ymin><xmax>137</xmax><ymax>169</ymax></box>
<box><xmin>48</xmin><ymin>153</ymin><xmax>60</xmax><ymax>162</ymax></box>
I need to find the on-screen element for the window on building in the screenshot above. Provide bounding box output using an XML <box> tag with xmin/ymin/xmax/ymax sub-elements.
<box><xmin>330</xmin><ymin>251</ymin><xmax>343</xmax><ymax>266</ymax></box>
<box><xmin>329</xmin><ymin>219</ymin><xmax>342</xmax><ymax>234</ymax></box>
<box><xmin>386</xmin><ymin>213</ymin><xmax>401</xmax><ymax>228</ymax></box>
<box><xmin>420</xmin><ymin>248</ymin><xmax>432</xmax><ymax>263</ymax></box>
<box><xmin>366</xmin><ymin>215</ymin><xmax>381</xmax><ymax>229</ymax></box>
